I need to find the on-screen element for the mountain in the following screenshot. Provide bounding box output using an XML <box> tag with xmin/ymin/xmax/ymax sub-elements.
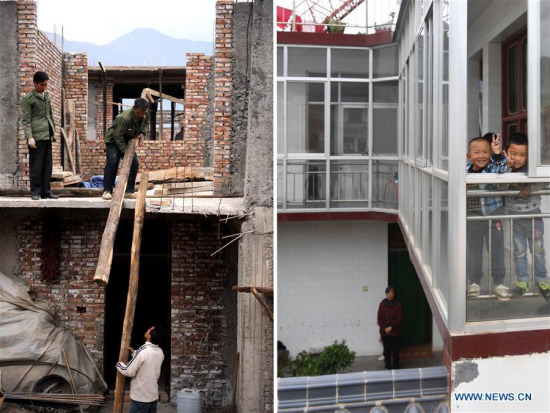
<box><xmin>45</xmin><ymin>28</ymin><xmax>213</xmax><ymax>66</ymax></box>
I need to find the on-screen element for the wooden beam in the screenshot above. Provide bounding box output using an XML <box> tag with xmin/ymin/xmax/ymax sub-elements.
<box><xmin>231</xmin><ymin>286</ymin><xmax>273</xmax><ymax>297</ymax></box>
<box><xmin>141</xmin><ymin>88</ymin><xmax>184</xmax><ymax>105</ymax></box>
<box><xmin>113</xmin><ymin>173</ymin><xmax>149</xmax><ymax>413</ymax></box>
<box><xmin>93</xmin><ymin>139</ymin><xmax>137</xmax><ymax>286</ymax></box>
<box><xmin>232</xmin><ymin>286</ymin><xmax>274</xmax><ymax>321</ymax></box>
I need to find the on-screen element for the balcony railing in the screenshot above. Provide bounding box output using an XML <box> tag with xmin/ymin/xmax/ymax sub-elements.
<box><xmin>465</xmin><ymin>187</ymin><xmax>550</xmax><ymax>322</ymax></box>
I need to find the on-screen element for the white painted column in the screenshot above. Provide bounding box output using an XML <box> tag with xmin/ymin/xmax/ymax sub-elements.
<box><xmin>447</xmin><ymin>0</ymin><xmax>468</xmax><ymax>333</ymax></box>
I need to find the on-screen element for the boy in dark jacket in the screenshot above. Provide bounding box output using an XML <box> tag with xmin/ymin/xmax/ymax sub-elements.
<box><xmin>377</xmin><ymin>286</ymin><xmax>403</xmax><ymax>370</ymax></box>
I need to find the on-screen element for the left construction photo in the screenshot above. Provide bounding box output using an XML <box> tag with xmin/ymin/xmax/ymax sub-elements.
<box><xmin>0</xmin><ymin>1</ymin><xmax>273</xmax><ymax>413</ymax></box>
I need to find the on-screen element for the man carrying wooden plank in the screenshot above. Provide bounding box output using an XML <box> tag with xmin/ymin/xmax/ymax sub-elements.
<box><xmin>102</xmin><ymin>98</ymin><xmax>149</xmax><ymax>200</ymax></box>
<box><xmin>116</xmin><ymin>326</ymin><xmax>165</xmax><ymax>413</ymax></box>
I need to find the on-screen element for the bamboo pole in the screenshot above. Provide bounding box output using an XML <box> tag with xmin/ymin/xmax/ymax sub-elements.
<box><xmin>93</xmin><ymin>139</ymin><xmax>137</xmax><ymax>286</ymax></box>
<box><xmin>231</xmin><ymin>286</ymin><xmax>273</xmax><ymax>297</ymax></box>
<box><xmin>113</xmin><ymin>172</ymin><xmax>149</xmax><ymax>413</ymax></box>
<box><xmin>62</xmin><ymin>349</ymin><xmax>84</xmax><ymax>413</ymax></box>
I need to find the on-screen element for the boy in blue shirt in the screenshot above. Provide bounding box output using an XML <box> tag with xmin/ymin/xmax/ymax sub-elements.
<box><xmin>466</xmin><ymin>135</ymin><xmax>509</xmax><ymax>300</ymax></box>
<box><xmin>502</xmin><ymin>133</ymin><xmax>549</xmax><ymax>300</ymax></box>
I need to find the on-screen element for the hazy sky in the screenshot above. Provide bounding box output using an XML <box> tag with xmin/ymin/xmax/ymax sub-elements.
<box><xmin>37</xmin><ymin>0</ymin><xmax>219</xmax><ymax>44</ymax></box>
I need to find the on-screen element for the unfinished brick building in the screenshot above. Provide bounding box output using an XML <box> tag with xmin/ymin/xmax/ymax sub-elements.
<box><xmin>0</xmin><ymin>1</ymin><xmax>273</xmax><ymax>412</ymax></box>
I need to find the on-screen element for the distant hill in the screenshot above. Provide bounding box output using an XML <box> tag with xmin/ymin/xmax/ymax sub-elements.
<box><xmin>45</xmin><ymin>28</ymin><xmax>213</xmax><ymax>66</ymax></box>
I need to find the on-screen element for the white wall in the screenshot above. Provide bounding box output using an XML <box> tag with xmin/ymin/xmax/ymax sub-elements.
<box><xmin>277</xmin><ymin>220</ymin><xmax>388</xmax><ymax>357</ymax></box>
<box><xmin>452</xmin><ymin>352</ymin><xmax>550</xmax><ymax>412</ymax></box>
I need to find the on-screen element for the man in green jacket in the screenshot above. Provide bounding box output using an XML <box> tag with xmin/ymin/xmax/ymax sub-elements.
<box><xmin>21</xmin><ymin>71</ymin><xmax>59</xmax><ymax>200</ymax></box>
<box><xmin>102</xmin><ymin>98</ymin><xmax>149</xmax><ymax>200</ymax></box>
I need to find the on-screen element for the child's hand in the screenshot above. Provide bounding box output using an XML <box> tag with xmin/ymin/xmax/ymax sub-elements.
<box><xmin>491</xmin><ymin>133</ymin><xmax>501</xmax><ymax>154</ymax></box>
<box><xmin>519</xmin><ymin>185</ymin><xmax>531</xmax><ymax>198</ymax></box>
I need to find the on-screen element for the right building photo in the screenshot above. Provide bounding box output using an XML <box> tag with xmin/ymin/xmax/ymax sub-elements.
<box><xmin>275</xmin><ymin>1</ymin><xmax>550</xmax><ymax>412</ymax></box>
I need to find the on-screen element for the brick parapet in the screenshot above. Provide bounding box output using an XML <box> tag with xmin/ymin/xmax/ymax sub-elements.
<box><xmin>63</xmin><ymin>53</ymin><xmax>88</xmax><ymax>143</ymax></box>
<box><xmin>78</xmin><ymin>140</ymin><xmax>209</xmax><ymax>182</ymax></box>
<box><xmin>213</xmin><ymin>1</ymin><xmax>234</xmax><ymax>194</ymax></box>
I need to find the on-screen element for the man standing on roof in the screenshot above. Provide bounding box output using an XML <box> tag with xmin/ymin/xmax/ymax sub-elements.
<box><xmin>116</xmin><ymin>326</ymin><xmax>165</xmax><ymax>413</ymax></box>
<box><xmin>21</xmin><ymin>71</ymin><xmax>59</xmax><ymax>201</ymax></box>
<box><xmin>102</xmin><ymin>97</ymin><xmax>149</xmax><ymax>200</ymax></box>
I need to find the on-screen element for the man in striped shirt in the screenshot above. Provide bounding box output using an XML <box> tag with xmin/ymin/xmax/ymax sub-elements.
<box><xmin>116</xmin><ymin>326</ymin><xmax>165</xmax><ymax>413</ymax></box>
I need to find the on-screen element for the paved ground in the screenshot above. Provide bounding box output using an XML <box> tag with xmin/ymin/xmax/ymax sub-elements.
<box><xmin>350</xmin><ymin>349</ymin><xmax>443</xmax><ymax>372</ymax></box>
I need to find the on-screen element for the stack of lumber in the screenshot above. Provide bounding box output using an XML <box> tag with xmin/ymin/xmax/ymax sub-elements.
<box><xmin>51</xmin><ymin>170</ymin><xmax>82</xmax><ymax>188</ymax></box>
<box><xmin>137</xmin><ymin>166</ymin><xmax>213</xmax><ymax>184</ymax></box>
<box><xmin>153</xmin><ymin>181</ymin><xmax>213</xmax><ymax>196</ymax></box>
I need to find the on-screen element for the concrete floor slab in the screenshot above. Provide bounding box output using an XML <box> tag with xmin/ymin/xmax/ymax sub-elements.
<box><xmin>0</xmin><ymin>196</ymin><xmax>246</xmax><ymax>217</ymax></box>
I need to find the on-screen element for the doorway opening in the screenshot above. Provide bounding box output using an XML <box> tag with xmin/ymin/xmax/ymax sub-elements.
<box><xmin>104</xmin><ymin>219</ymin><xmax>171</xmax><ymax>393</ymax></box>
<box><xmin>387</xmin><ymin>223</ymin><xmax>432</xmax><ymax>360</ymax></box>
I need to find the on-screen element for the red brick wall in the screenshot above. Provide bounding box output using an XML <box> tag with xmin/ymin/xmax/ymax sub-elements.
<box><xmin>171</xmin><ymin>220</ymin><xmax>231</xmax><ymax>409</ymax></box>
<box><xmin>17</xmin><ymin>0</ymin><xmax>63</xmax><ymax>188</ymax></box>
<box><xmin>184</xmin><ymin>53</ymin><xmax>212</xmax><ymax>167</ymax></box>
<box><xmin>17</xmin><ymin>217</ymin><xmax>106</xmax><ymax>366</ymax></box>
<box><xmin>213</xmin><ymin>1</ymin><xmax>234</xmax><ymax>194</ymax></box>
<box><xmin>78</xmin><ymin>140</ymin><xmax>208</xmax><ymax>182</ymax></box>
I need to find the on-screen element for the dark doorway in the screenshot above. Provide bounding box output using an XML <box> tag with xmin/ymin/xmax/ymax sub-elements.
<box><xmin>104</xmin><ymin>219</ymin><xmax>171</xmax><ymax>393</ymax></box>
<box><xmin>387</xmin><ymin>224</ymin><xmax>432</xmax><ymax>347</ymax></box>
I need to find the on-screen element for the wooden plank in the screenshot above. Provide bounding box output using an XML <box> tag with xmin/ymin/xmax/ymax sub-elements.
<box><xmin>60</xmin><ymin>129</ymin><xmax>75</xmax><ymax>173</ymax></box>
<box><xmin>50</xmin><ymin>182</ymin><xmax>65</xmax><ymax>189</ymax></box>
<box><xmin>162</xmin><ymin>181</ymin><xmax>214</xmax><ymax>189</ymax></box>
<box><xmin>51</xmin><ymin>171</ymin><xmax>73</xmax><ymax>179</ymax></box>
<box><xmin>113</xmin><ymin>173</ymin><xmax>149</xmax><ymax>413</ymax></box>
<box><xmin>94</xmin><ymin>139</ymin><xmax>137</xmax><ymax>286</ymax></box>
<box><xmin>138</xmin><ymin>167</ymin><xmax>213</xmax><ymax>183</ymax></box>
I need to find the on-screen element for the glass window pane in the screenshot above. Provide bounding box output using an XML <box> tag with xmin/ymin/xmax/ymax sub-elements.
<box><xmin>541</xmin><ymin>0</ymin><xmax>550</xmax><ymax>165</ymax></box>
<box><xmin>437</xmin><ymin>179</ymin><xmax>449</xmax><ymax>302</ymax></box>
<box><xmin>277</xmin><ymin>160</ymin><xmax>283</xmax><ymax>209</ymax></box>
<box><xmin>507</xmin><ymin>43</ymin><xmax>519</xmax><ymax>114</ymax></box>
<box><xmin>287</xmin><ymin>83</ymin><xmax>325</xmax><ymax>153</ymax></box>
<box><xmin>373</xmin><ymin>81</ymin><xmax>398</xmax><ymax>103</ymax></box>
<box><xmin>331</xmin><ymin>106</ymin><xmax>368</xmax><ymax>155</ymax></box>
<box><xmin>372</xmin><ymin>161</ymin><xmax>398</xmax><ymax>209</ymax></box>
<box><xmin>286</xmin><ymin>160</ymin><xmax>326</xmax><ymax>209</ymax></box>
<box><xmin>288</xmin><ymin>47</ymin><xmax>326</xmax><ymax>77</ymax></box>
<box><xmin>277</xmin><ymin>46</ymin><xmax>284</xmax><ymax>77</ymax></box>
<box><xmin>416</xmin><ymin>31</ymin><xmax>424</xmax><ymax>159</ymax></box>
<box><xmin>372</xmin><ymin>44</ymin><xmax>399</xmax><ymax>77</ymax></box>
<box><xmin>331</xmin><ymin>48</ymin><xmax>369</xmax><ymax>78</ymax></box>
<box><xmin>373</xmin><ymin>108</ymin><xmax>398</xmax><ymax>155</ymax></box>
<box><xmin>330</xmin><ymin>161</ymin><xmax>368</xmax><ymax>208</ymax></box>
<box><xmin>440</xmin><ymin>0</ymin><xmax>449</xmax><ymax>170</ymax></box>
<box><xmin>331</xmin><ymin>82</ymin><xmax>369</xmax><ymax>103</ymax></box>
<box><xmin>277</xmin><ymin>82</ymin><xmax>284</xmax><ymax>155</ymax></box>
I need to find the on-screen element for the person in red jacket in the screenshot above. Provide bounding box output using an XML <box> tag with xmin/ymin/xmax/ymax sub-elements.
<box><xmin>377</xmin><ymin>286</ymin><xmax>403</xmax><ymax>370</ymax></box>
